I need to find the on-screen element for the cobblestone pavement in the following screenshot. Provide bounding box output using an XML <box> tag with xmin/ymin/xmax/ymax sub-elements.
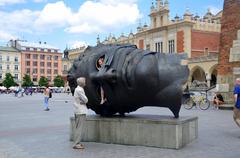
<box><xmin>0</xmin><ymin>93</ymin><xmax>240</xmax><ymax>158</ymax></box>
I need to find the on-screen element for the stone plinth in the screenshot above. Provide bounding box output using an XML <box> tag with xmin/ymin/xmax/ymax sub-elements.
<box><xmin>70</xmin><ymin>115</ymin><xmax>198</xmax><ymax>149</ymax></box>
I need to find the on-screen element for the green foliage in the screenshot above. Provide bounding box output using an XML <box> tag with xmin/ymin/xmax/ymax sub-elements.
<box><xmin>3</xmin><ymin>73</ymin><xmax>16</xmax><ymax>89</ymax></box>
<box><xmin>53</xmin><ymin>75</ymin><xmax>64</xmax><ymax>87</ymax></box>
<box><xmin>22</xmin><ymin>74</ymin><xmax>33</xmax><ymax>87</ymax></box>
<box><xmin>38</xmin><ymin>76</ymin><xmax>48</xmax><ymax>87</ymax></box>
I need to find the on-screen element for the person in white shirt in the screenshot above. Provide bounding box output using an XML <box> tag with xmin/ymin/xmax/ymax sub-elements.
<box><xmin>72</xmin><ymin>77</ymin><xmax>88</xmax><ymax>149</ymax></box>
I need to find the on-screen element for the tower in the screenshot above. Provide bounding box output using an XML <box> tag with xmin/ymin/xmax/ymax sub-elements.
<box><xmin>149</xmin><ymin>0</ymin><xmax>169</xmax><ymax>28</ymax></box>
<box><xmin>217</xmin><ymin>0</ymin><xmax>240</xmax><ymax>103</ymax></box>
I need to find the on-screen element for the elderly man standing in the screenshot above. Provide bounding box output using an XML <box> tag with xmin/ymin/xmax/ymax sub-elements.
<box><xmin>233</xmin><ymin>78</ymin><xmax>240</xmax><ymax>127</ymax></box>
<box><xmin>72</xmin><ymin>77</ymin><xmax>88</xmax><ymax>149</ymax></box>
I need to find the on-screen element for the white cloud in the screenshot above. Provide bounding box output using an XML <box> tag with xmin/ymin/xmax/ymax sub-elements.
<box><xmin>34</xmin><ymin>1</ymin><xmax>72</xmax><ymax>31</ymax></box>
<box><xmin>0</xmin><ymin>0</ymin><xmax>141</xmax><ymax>42</ymax></box>
<box><xmin>33</xmin><ymin>0</ymin><xmax>47</xmax><ymax>3</ymax></box>
<box><xmin>65</xmin><ymin>1</ymin><xmax>141</xmax><ymax>34</ymax></box>
<box><xmin>65</xmin><ymin>23</ymin><xmax>103</xmax><ymax>34</ymax></box>
<box><xmin>0</xmin><ymin>9</ymin><xmax>39</xmax><ymax>34</ymax></box>
<box><xmin>0</xmin><ymin>0</ymin><xmax>25</xmax><ymax>6</ymax></box>
<box><xmin>68</xmin><ymin>41</ymin><xmax>88</xmax><ymax>49</ymax></box>
<box><xmin>207</xmin><ymin>6</ymin><xmax>221</xmax><ymax>15</ymax></box>
<box><xmin>0</xmin><ymin>31</ymin><xmax>17</xmax><ymax>41</ymax></box>
<box><xmin>99</xmin><ymin>0</ymin><xmax>137</xmax><ymax>5</ymax></box>
<box><xmin>35</xmin><ymin>0</ymin><xmax>141</xmax><ymax>34</ymax></box>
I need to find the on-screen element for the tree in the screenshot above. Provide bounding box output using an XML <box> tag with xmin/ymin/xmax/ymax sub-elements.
<box><xmin>22</xmin><ymin>74</ymin><xmax>33</xmax><ymax>87</ymax></box>
<box><xmin>53</xmin><ymin>75</ymin><xmax>64</xmax><ymax>87</ymax></box>
<box><xmin>3</xmin><ymin>73</ymin><xmax>16</xmax><ymax>89</ymax></box>
<box><xmin>38</xmin><ymin>76</ymin><xmax>48</xmax><ymax>87</ymax></box>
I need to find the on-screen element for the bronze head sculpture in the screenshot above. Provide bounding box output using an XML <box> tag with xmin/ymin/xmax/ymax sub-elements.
<box><xmin>67</xmin><ymin>44</ymin><xmax>189</xmax><ymax>118</ymax></box>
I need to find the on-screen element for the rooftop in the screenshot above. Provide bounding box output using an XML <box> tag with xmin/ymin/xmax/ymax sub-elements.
<box><xmin>18</xmin><ymin>41</ymin><xmax>59</xmax><ymax>50</ymax></box>
<box><xmin>0</xmin><ymin>46</ymin><xmax>19</xmax><ymax>52</ymax></box>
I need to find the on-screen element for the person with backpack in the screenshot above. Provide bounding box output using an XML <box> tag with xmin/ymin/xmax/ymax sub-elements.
<box><xmin>43</xmin><ymin>85</ymin><xmax>50</xmax><ymax>111</ymax></box>
<box><xmin>233</xmin><ymin>78</ymin><xmax>240</xmax><ymax>127</ymax></box>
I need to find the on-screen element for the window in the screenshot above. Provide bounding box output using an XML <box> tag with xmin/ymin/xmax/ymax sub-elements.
<box><xmin>0</xmin><ymin>73</ymin><xmax>2</xmax><ymax>80</ymax></box>
<box><xmin>7</xmin><ymin>65</ymin><xmax>10</xmax><ymax>70</ymax></box>
<box><xmin>146</xmin><ymin>44</ymin><xmax>150</xmax><ymax>51</ymax></box>
<box><xmin>14</xmin><ymin>74</ymin><xmax>18</xmax><ymax>80</ymax></box>
<box><xmin>33</xmin><ymin>77</ymin><xmax>37</xmax><ymax>82</ymax></box>
<box><xmin>40</xmin><ymin>69</ymin><xmax>45</xmax><ymax>74</ymax></box>
<box><xmin>26</xmin><ymin>61</ymin><xmax>30</xmax><ymax>66</ymax></box>
<box><xmin>33</xmin><ymin>61</ymin><xmax>38</xmax><ymax>66</ymax></box>
<box><xmin>155</xmin><ymin>42</ymin><xmax>163</xmax><ymax>53</ymax></box>
<box><xmin>168</xmin><ymin>40</ymin><xmax>175</xmax><ymax>53</ymax></box>
<box><xmin>0</xmin><ymin>64</ymin><xmax>2</xmax><ymax>70</ymax></box>
<box><xmin>47</xmin><ymin>76</ymin><xmax>51</xmax><ymax>81</ymax></box>
<box><xmin>0</xmin><ymin>55</ymin><xmax>2</xmax><ymax>61</ymax></box>
<box><xmin>26</xmin><ymin>54</ymin><xmax>30</xmax><ymax>59</ymax></box>
<box><xmin>26</xmin><ymin>68</ymin><xmax>30</xmax><ymax>74</ymax></box>
<box><xmin>204</xmin><ymin>48</ymin><xmax>209</xmax><ymax>55</ymax></box>
<box><xmin>33</xmin><ymin>68</ymin><xmax>38</xmax><ymax>74</ymax></box>
<box><xmin>54</xmin><ymin>70</ymin><xmax>58</xmax><ymax>74</ymax></box>
<box><xmin>7</xmin><ymin>56</ymin><xmax>10</xmax><ymax>62</ymax></box>
<box><xmin>40</xmin><ymin>54</ymin><xmax>45</xmax><ymax>60</ymax></box>
<box><xmin>26</xmin><ymin>47</ymin><xmax>30</xmax><ymax>51</ymax></box>
<box><xmin>47</xmin><ymin>69</ymin><xmax>51</xmax><ymax>74</ymax></box>
<box><xmin>64</xmin><ymin>65</ymin><xmax>67</xmax><ymax>71</ymax></box>
<box><xmin>47</xmin><ymin>62</ymin><xmax>51</xmax><ymax>67</ymax></box>
<box><xmin>40</xmin><ymin>62</ymin><xmax>45</xmax><ymax>67</ymax></box>
<box><xmin>54</xmin><ymin>56</ymin><xmax>58</xmax><ymax>61</ymax></box>
<box><xmin>47</xmin><ymin>55</ymin><xmax>52</xmax><ymax>60</ymax></box>
<box><xmin>154</xmin><ymin>18</ymin><xmax>157</xmax><ymax>28</ymax></box>
<box><xmin>14</xmin><ymin>65</ymin><xmax>18</xmax><ymax>71</ymax></box>
<box><xmin>54</xmin><ymin>63</ymin><xmax>58</xmax><ymax>67</ymax></box>
<box><xmin>33</xmin><ymin>54</ymin><xmax>38</xmax><ymax>59</ymax></box>
<box><xmin>30</xmin><ymin>48</ymin><xmax>34</xmax><ymax>51</ymax></box>
<box><xmin>160</xmin><ymin>16</ymin><xmax>163</xmax><ymax>26</ymax></box>
<box><xmin>14</xmin><ymin>57</ymin><xmax>18</xmax><ymax>62</ymax></box>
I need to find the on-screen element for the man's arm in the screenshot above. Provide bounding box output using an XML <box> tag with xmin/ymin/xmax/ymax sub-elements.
<box><xmin>78</xmin><ymin>89</ymin><xmax>88</xmax><ymax>104</ymax></box>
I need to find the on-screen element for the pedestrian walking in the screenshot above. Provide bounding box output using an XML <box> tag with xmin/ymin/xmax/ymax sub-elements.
<box><xmin>43</xmin><ymin>85</ymin><xmax>50</xmax><ymax>111</ymax></box>
<box><xmin>233</xmin><ymin>78</ymin><xmax>240</xmax><ymax>127</ymax></box>
<box><xmin>72</xmin><ymin>77</ymin><xmax>88</xmax><ymax>149</ymax></box>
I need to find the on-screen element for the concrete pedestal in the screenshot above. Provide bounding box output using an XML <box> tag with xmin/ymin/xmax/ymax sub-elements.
<box><xmin>70</xmin><ymin>115</ymin><xmax>198</xmax><ymax>149</ymax></box>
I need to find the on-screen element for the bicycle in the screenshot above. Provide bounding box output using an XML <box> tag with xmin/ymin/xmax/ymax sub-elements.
<box><xmin>183</xmin><ymin>92</ymin><xmax>210</xmax><ymax>110</ymax></box>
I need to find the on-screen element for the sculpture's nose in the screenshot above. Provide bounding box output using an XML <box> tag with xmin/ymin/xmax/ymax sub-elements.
<box><xmin>90</xmin><ymin>68</ymin><xmax>117</xmax><ymax>83</ymax></box>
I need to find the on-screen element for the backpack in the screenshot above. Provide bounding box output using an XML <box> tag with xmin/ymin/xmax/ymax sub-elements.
<box><xmin>49</xmin><ymin>91</ymin><xmax>52</xmax><ymax>98</ymax></box>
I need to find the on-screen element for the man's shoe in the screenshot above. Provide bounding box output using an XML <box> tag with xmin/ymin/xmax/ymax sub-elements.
<box><xmin>73</xmin><ymin>144</ymin><xmax>84</xmax><ymax>149</ymax></box>
<box><xmin>44</xmin><ymin>108</ymin><xmax>50</xmax><ymax>111</ymax></box>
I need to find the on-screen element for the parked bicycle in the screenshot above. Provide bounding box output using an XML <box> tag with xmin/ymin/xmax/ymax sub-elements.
<box><xmin>182</xmin><ymin>91</ymin><xmax>210</xmax><ymax>110</ymax></box>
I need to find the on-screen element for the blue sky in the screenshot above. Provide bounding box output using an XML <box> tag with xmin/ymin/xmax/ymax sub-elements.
<box><xmin>0</xmin><ymin>0</ymin><xmax>224</xmax><ymax>52</ymax></box>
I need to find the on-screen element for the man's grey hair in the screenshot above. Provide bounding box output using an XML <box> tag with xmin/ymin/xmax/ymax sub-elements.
<box><xmin>77</xmin><ymin>77</ymin><xmax>86</xmax><ymax>87</ymax></box>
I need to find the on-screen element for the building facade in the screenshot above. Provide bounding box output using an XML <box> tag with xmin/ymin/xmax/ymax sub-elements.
<box><xmin>9</xmin><ymin>40</ymin><xmax>62</xmax><ymax>85</ymax></box>
<box><xmin>101</xmin><ymin>0</ymin><xmax>222</xmax><ymax>88</ymax></box>
<box><xmin>0</xmin><ymin>46</ymin><xmax>21</xmax><ymax>85</ymax></box>
<box><xmin>62</xmin><ymin>46</ymin><xmax>86</xmax><ymax>84</ymax></box>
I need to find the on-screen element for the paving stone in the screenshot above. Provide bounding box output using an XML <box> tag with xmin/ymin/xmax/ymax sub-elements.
<box><xmin>0</xmin><ymin>93</ymin><xmax>240</xmax><ymax>158</ymax></box>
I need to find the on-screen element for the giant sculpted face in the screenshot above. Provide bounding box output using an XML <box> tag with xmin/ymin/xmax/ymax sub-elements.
<box><xmin>67</xmin><ymin>44</ymin><xmax>189</xmax><ymax>118</ymax></box>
